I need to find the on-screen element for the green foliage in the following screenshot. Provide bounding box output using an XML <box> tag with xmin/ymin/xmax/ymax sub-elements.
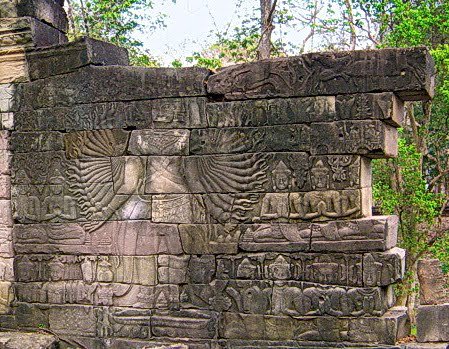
<box><xmin>373</xmin><ymin>137</ymin><xmax>443</xmax><ymax>257</ymax></box>
<box><xmin>67</xmin><ymin>0</ymin><xmax>175</xmax><ymax>66</ymax></box>
<box><xmin>431</xmin><ymin>235</ymin><xmax>449</xmax><ymax>273</ymax></box>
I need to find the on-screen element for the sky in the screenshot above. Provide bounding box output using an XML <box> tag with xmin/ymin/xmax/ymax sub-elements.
<box><xmin>136</xmin><ymin>0</ymin><xmax>254</xmax><ymax>66</ymax></box>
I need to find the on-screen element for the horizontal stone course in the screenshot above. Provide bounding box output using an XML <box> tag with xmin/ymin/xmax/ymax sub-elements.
<box><xmin>16</xmin><ymin>65</ymin><xmax>211</xmax><ymax>109</ymax></box>
<box><xmin>207</xmin><ymin>47</ymin><xmax>434</xmax><ymax>101</ymax></box>
<box><xmin>26</xmin><ymin>37</ymin><xmax>129</xmax><ymax>80</ymax></box>
<box><xmin>13</xmin><ymin>96</ymin><xmax>209</xmax><ymax>131</ymax></box>
<box><xmin>219</xmin><ymin>307</ymin><xmax>410</xmax><ymax>344</ymax></box>
<box><xmin>207</xmin><ymin>93</ymin><xmax>404</xmax><ymax>128</ymax></box>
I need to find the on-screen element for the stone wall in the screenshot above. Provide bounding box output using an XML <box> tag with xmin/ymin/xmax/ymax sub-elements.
<box><xmin>0</xmin><ymin>2</ymin><xmax>437</xmax><ymax>348</ymax></box>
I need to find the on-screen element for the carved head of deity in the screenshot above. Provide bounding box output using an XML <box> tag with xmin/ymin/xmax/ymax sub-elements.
<box><xmin>272</xmin><ymin>161</ymin><xmax>293</xmax><ymax>191</ymax></box>
<box><xmin>311</xmin><ymin>160</ymin><xmax>330</xmax><ymax>190</ymax></box>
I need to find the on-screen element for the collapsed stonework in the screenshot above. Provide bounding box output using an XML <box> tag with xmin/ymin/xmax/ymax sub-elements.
<box><xmin>0</xmin><ymin>1</ymin><xmax>438</xmax><ymax>349</ymax></box>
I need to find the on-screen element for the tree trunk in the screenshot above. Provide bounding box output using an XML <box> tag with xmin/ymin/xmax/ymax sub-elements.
<box><xmin>258</xmin><ymin>0</ymin><xmax>277</xmax><ymax>60</ymax></box>
<box><xmin>343</xmin><ymin>0</ymin><xmax>357</xmax><ymax>50</ymax></box>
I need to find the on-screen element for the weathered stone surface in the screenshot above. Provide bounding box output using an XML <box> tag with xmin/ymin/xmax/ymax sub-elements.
<box><xmin>364</xmin><ymin>248</ymin><xmax>406</xmax><ymax>287</ymax></box>
<box><xmin>0</xmin><ymin>51</ymin><xmax>27</xmax><ymax>84</ymax></box>
<box><xmin>190</xmin><ymin>125</ymin><xmax>310</xmax><ymax>155</ymax></box>
<box><xmin>0</xmin><ymin>85</ymin><xmax>17</xmax><ymax>113</ymax></box>
<box><xmin>0</xmin><ymin>18</ymin><xmax>66</xmax><ymax>51</ymax></box>
<box><xmin>11</xmin><ymin>132</ymin><xmax>63</xmax><ymax>153</ymax></box>
<box><xmin>5</xmin><ymin>37</ymin><xmax>435</xmax><ymax>347</ymax></box>
<box><xmin>27</xmin><ymin>38</ymin><xmax>129</xmax><ymax>80</ymax></box>
<box><xmin>406</xmin><ymin>344</ymin><xmax>449</xmax><ymax>349</ymax></box>
<box><xmin>311</xmin><ymin>121</ymin><xmax>398</xmax><ymax>158</ymax></box>
<box><xmin>14</xmin><ymin>97</ymin><xmax>208</xmax><ymax>131</ymax></box>
<box><xmin>417</xmin><ymin>304</ymin><xmax>449</xmax><ymax>342</ymax></box>
<box><xmin>179</xmin><ymin>224</ymin><xmax>241</xmax><ymax>254</ymax></box>
<box><xmin>64</xmin><ymin>129</ymin><xmax>129</xmax><ymax>158</ymax></box>
<box><xmin>207</xmin><ymin>93</ymin><xmax>403</xmax><ymax>127</ymax></box>
<box><xmin>239</xmin><ymin>224</ymin><xmax>311</xmax><ymax>252</ymax></box>
<box><xmin>417</xmin><ymin>259</ymin><xmax>449</xmax><ymax>305</ymax></box>
<box><xmin>0</xmin><ymin>331</ymin><xmax>58</xmax><ymax>349</ymax></box>
<box><xmin>17</xmin><ymin>65</ymin><xmax>210</xmax><ymax>109</ymax></box>
<box><xmin>158</xmin><ymin>255</ymin><xmax>189</xmax><ymax>284</ymax></box>
<box><xmin>12</xmin><ymin>151</ymin><xmax>65</xmax><ymax>184</ymax></box>
<box><xmin>336</xmin><ymin>93</ymin><xmax>405</xmax><ymax>127</ymax></box>
<box><xmin>15</xmin><ymin>254</ymin><xmax>157</xmax><ymax>285</ymax></box>
<box><xmin>129</xmin><ymin>129</ymin><xmax>189</xmax><ymax>156</ymax></box>
<box><xmin>13</xmin><ymin>221</ymin><xmax>183</xmax><ymax>255</ymax></box>
<box><xmin>219</xmin><ymin>307</ymin><xmax>409</xmax><ymax>344</ymax></box>
<box><xmin>0</xmin><ymin>176</ymin><xmax>10</xmax><ymax>199</ymax></box>
<box><xmin>178</xmin><ymin>154</ymin><xmax>370</xmax><ymax>194</ymax></box>
<box><xmin>310</xmin><ymin>215</ymin><xmax>398</xmax><ymax>252</ymax></box>
<box><xmin>208</xmin><ymin>48</ymin><xmax>435</xmax><ymax>101</ymax></box>
<box><xmin>152</xmin><ymin>310</ymin><xmax>218</xmax><ymax>339</ymax></box>
<box><xmin>206</xmin><ymin>96</ymin><xmax>336</xmax><ymax>127</ymax></box>
<box><xmin>0</xmin><ymin>228</ymin><xmax>13</xmax><ymax>258</ymax></box>
<box><xmin>0</xmin><ymin>282</ymin><xmax>12</xmax><ymax>313</ymax></box>
<box><xmin>15</xmin><ymin>281</ymin><xmax>180</xmax><ymax>309</ymax></box>
<box><xmin>48</xmin><ymin>304</ymin><xmax>97</xmax><ymax>337</ymax></box>
<box><xmin>0</xmin><ymin>0</ymin><xmax>68</xmax><ymax>32</ymax></box>
<box><xmin>253</xmin><ymin>188</ymin><xmax>369</xmax><ymax>224</ymax></box>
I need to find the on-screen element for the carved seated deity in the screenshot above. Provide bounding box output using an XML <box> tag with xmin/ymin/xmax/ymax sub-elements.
<box><xmin>254</xmin><ymin>161</ymin><xmax>293</xmax><ymax>223</ymax></box>
<box><xmin>290</xmin><ymin>161</ymin><xmax>359</xmax><ymax>220</ymax></box>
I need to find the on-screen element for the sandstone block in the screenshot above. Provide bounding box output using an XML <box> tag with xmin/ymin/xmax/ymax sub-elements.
<box><xmin>12</xmin><ymin>151</ymin><xmax>65</xmax><ymax>184</ymax></box>
<box><xmin>14</xmin><ymin>108</ymin><xmax>65</xmax><ymax>131</ymax></box>
<box><xmin>190</xmin><ymin>125</ymin><xmax>310</xmax><ymax>155</ymax></box>
<box><xmin>311</xmin><ymin>120</ymin><xmax>398</xmax><ymax>158</ymax></box>
<box><xmin>0</xmin><ymin>85</ymin><xmax>17</xmax><ymax>113</ymax></box>
<box><xmin>208</xmin><ymin>47</ymin><xmax>435</xmax><ymax>101</ymax></box>
<box><xmin>407</xmin><ymin>344</ymin><xmax>449</xmax><ymax>349</ymax></box>
<box><xmin>417</xmin><ymin>259</ymin><xmax>449</xmax><ymax>305</ymax></box>
<box><xmin>0</xmin><ymin>51</ymin><xmax>27</xmax><ymax>84</ymax></box>
<box><xmin>219</xmin><ymin>307</ymin><xmax>409</xmax><ymax>344</ymax></box>
<box><xmin>17</xmin><ymin>65</ymin><xmax>210</xmax><ymax>109</ymax></box>
<box><xmin>336</xmin><ymin>92</ymin><xmax>405</xmax><ymax>127</ymax></box>
<box><xmin>179</xmin><ymin>224</ymin><xmax>241</xmax><ymax>254</ymax></box>
<box><xmin>14</xmin><ymin>97</ymin><xmax>207</xmax><ymax>131</ymax></box>
<box><xmin>0</xmin><ymin>17</ymin><xmax>66</xmax><ymax>51</ymax></box>
<box><xmin>13</xmin><ymin>221</ymin><xmax>183</xmax><ymax>255</ymax></box>
<box><xmin>48</xmin><ymin>304</ymin><xmax>97</xmax><ymax>337</ymax></box>
<box><xmin>0</xmin><ymin>331</ymin><xmax>58</xmax><ymax>349</ymax></box>
<box><xmin>416</xmin><ymin>304</ymin><xmax>449</xmax><ymax>342</ymax></box>
<box><xmin>152</xmin><ymin>310</ymin><xmax>218</xmax><ymax>339</ymax></box>
<box><xmin>188</xmin><ymin>255</ymin><xmax>216</xmax><ymax>284</ymax></box>
<box><xmin>11</xmin><ymin>131</ymin><xmax>63</xmax><ymax>152</ymax></box>
<box><xmin>0</xmin><ymin>175</ymin><xmax>10</xmax><ymax>199</ymax></box>
<box><xmin>0</xmin><ymin>113</ymin><xmax>13</xmax><ymax>130</ymax></box>
<box><xmin>129</xmin><ymin>129</ymin><xmax>189</xmax><ymax>156</ymax></box>
<box><xmin>27</xmin><ymin>37</ymin><xmax>129</xmax><ymax>80</ymax></box>
<box><xmin>0</xmin><ymin>0</ymin><xmax>68</xmax><ymax>32</ymax></box>
<box><xmin>239</xmin><ymin>224</ymin><xmax>311</xmax><ymax>252</ymax></box>
<box><xmin>310</xmin><ymin>215</ymin><xmax>398</xmax><ymax>252</ymax></box>
<box><xmin>363</xmin><ymin>248</ymin><xmax>406</xmax><ymax>287</ymax></box>
<box><xmin>206</xmin><ymin>96</ymin><xmax>336</xmax><ymax>127</ymax></box>
<box><xmin>0</xmin><ymin>281</ymin><xmax>12</xmax><ymax>313</ymax></box>
<box><xmin>15</xmin><ymin>254</ymin><xmax>158</xmax><ymax>285</ymax></box>
<box><xmin>180</xmin><ymin>153</ymin><xmax>369</xmax><ymax>195</ymax></box>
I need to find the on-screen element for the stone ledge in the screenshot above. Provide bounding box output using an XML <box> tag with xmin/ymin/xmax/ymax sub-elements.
<box><xmin>207</xmin><ymin>47</ymin><xmax>435</xmax><ymax>102</ymax></box>
<box><xmin>26</xmin><ymin>37</ymin><xmax>130</xmax><ymax>80</ymax></box>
